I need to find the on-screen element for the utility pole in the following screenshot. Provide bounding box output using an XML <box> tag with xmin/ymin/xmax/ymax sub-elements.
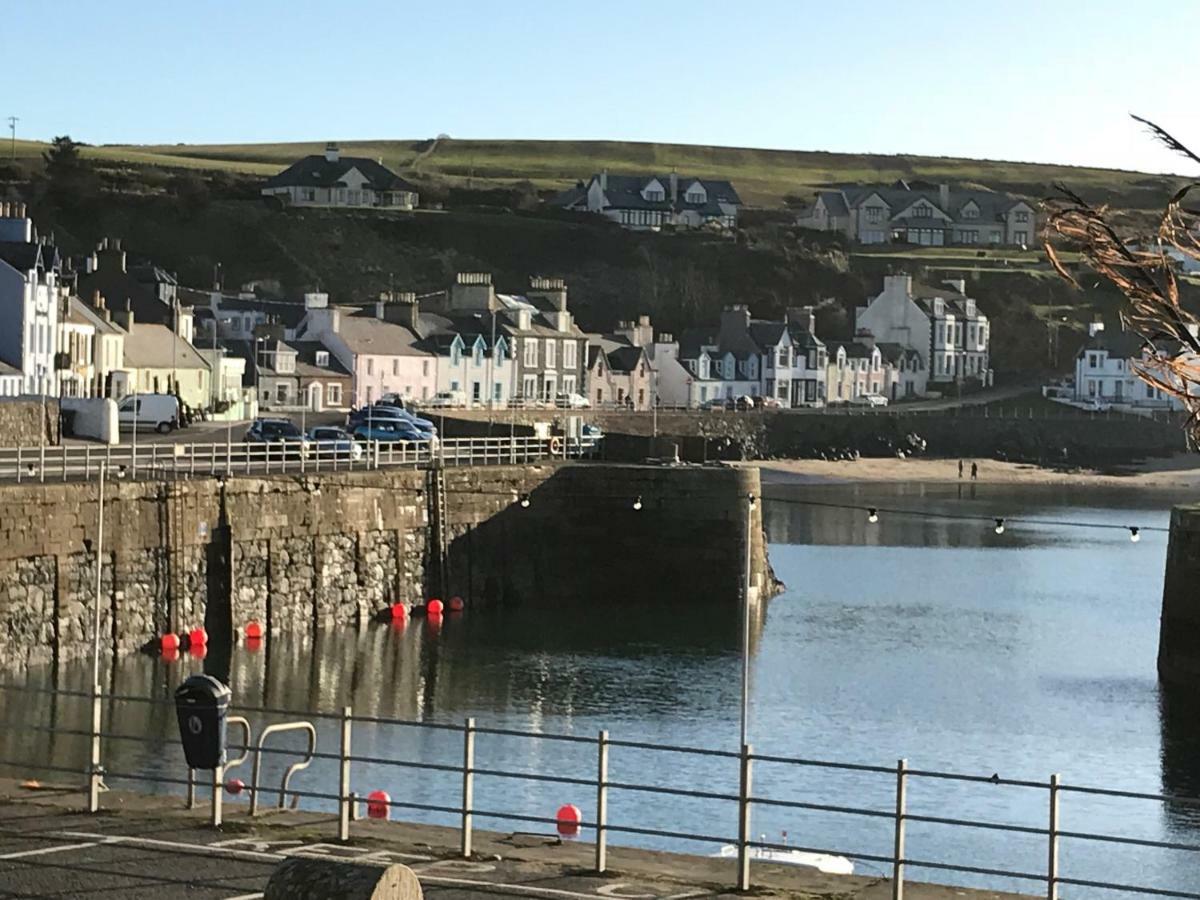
<box><xmin>6</xmin><ymin>116</ymin><xmax>17</xmax><ymax>160</ymax></box>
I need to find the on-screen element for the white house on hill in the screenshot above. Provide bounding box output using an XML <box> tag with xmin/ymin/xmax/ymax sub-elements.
<box><xmin>262</xmin><ymin>144</ymin><xmax>419</xmax><ymax>210</ymax></box>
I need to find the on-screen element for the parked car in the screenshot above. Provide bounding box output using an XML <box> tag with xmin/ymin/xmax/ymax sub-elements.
<box><xmin>306</xmin><ymin>426</ymin><xmax>364</xmax><ymax>461</ymax></box>
<box><xmin>348</xmin><ymin>405</ymin><xmax>437</xmax><ymax>436</ymax></box>
<box><xmin>425</xmin><ymin>390</ymin><xmax>467</xmax><ymax>409</ymax></box>
<box><xmin>376</xmin><ymin>393</ymin><xmax>409</xmax><ymax>410</ymax></box>
<box><xmin>351</xmin><ymin>420</ymin><xmax>429</xmax><ymax>443</ymax></box>
<box><xmin>555</xmin><ymin>392</ymin><xmax>591</xmax><ymax>409</ymax></box>
<box><xmin>243</xmin><ymin>418</ymin><xmax>310</xmax><ymax>456</ymax></box>
<box><xmin>700</xmin><ymin>397</ymin><xmax>728</xmax><ymax>411</ymax></box>
<box><xmin>758</xmin><ymin>396</ymin><xmax>782</xmax><ymax>409</ymax></box>
<box><xmin>117</xmin><ymin>393</ymin><xmax>181</xmax><ymax>434</ymax></box>
<box><xmin>849</xmin><ymin>393</ymin><xmax>889</xmax><ymax>408</ymax></box>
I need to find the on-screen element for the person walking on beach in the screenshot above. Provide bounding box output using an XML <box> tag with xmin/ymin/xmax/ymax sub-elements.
<box><xmin>958</xmin><ymin>459</ymin><xmax>964</xmax><ymax>479</ymax></box>
<box><xmin>970</xmin><ymin>461</ymin><xmax>978</xmax><ymax>480</ymax></box>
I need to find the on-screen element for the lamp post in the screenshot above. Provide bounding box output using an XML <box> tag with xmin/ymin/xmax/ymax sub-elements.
<box><xmin>88</xmin><ymin>460</ymin><xmax>107</xmax><ymax>811</ymax></box>
<box><xmin>740</xmin><ymin>491</ymin><xmax>756</xmax><ymax>749</ymax></box>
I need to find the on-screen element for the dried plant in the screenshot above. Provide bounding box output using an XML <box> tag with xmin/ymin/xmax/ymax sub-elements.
<box><xmin>1043</xmin><ymin>116</ymin><xmax>1200</xmax><ymax>439</ymax></box>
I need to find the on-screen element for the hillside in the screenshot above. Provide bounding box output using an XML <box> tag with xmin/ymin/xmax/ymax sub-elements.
<box><xmin>2</xmin><ymin>136</ymin><xmax>1186</xmax><ymax>211</ymax></box>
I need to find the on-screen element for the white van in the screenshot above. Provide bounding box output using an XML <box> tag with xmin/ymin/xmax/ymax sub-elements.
<box><xmin>117</xmin><ymin>394</ymin><xmax>181</xmax><ymax>434</ymax></box>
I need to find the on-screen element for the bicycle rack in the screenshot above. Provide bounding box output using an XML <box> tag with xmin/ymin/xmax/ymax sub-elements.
<box><xmin>249</xmin><ymin>721</ymin><xmax>318</xmax><ymax>816</ymax></box>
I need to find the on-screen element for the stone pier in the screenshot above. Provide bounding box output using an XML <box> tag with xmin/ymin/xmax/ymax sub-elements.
<box><xmin>1159</xmin><ymin>503</ymin><xmax>1200</xmax><ymax>686</ymax></box>
<box><xmin>0</xmin><ymin>463</ymin><xmax>770</xmax><ymax>668</ymax></box>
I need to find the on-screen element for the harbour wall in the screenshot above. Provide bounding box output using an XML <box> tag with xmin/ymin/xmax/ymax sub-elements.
<box><xmin>0</xmin><ymin>463</ymin><xmax>768</xmax><ymax>669</ymax></box>
<box><xmin>1159</xmin><ymin>503</ymin><xmax>1200</xmax><ymax>687</ymax></box>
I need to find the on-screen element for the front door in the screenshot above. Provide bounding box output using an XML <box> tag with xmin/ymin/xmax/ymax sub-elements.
<box><xmin>309</xmin><ymin>383</ymin><xmax>324</xmax><ymax>412</ymax></box>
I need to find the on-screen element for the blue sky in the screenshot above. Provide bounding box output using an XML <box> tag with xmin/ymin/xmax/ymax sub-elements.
<box><xmin>6</xmin><ymin>0</ymin><xmax>1198</xmax><ymax>173</ymax></box>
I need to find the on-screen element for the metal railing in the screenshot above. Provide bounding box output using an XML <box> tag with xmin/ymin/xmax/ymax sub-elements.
<box><xmin>0</xmin><ymin>435</ymin><xmax>595</xmax><ymax>482</ymax></box>
<box><xmin>2</xmin><ymin>683</ymin><xmax>1199</xmax><ymax>899</ymax></box>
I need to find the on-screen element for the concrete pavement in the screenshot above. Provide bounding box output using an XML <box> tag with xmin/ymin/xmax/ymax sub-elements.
<box><xmin>0</xmin><ymin>780</ymin><xmax>1033</xmax><ymax>899</ymax></box>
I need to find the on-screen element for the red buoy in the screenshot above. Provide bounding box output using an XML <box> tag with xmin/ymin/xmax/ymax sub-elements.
<box><xmin>448</xmin><ymin>597</ymin><xmax>465</xmax><ymax>613</ymax></box>
<box><xmin>244</xmin><ymin>621</ymin><xmax>263</xmax><ymax>640</ymax></box>
<box><xmin>245</xmin><ymin>636</ymin><xmax>263</xmax><ymax>654</ymax></box>
<box><xmin>188</xmin><ymin>627</ymin><xmax>208</xmax><ymax>648</ymax></box>
<box><xmin>161</xmin><ymin>633</ymin><xmax>180</xmax><ymax>653</ymax></box>
<box><xmin>367</xmin><ymin>790</ymin><xmax>390</xmax><ymax>820</ymax></box>
<box><xmin>390</xmin><ymin>602</ymin><xmax>407</xmax><ymax>621</ymax></box>
<box><xmin>556</xmin><ymin>803</ymin><xmax>582</xmax><ymax>837</ymax></box>
<box><xmin>188</xmin><ymin>644</ymin><xmax>208</xmax><ymax>661</ymax></box>
<box><xmin>161</xmin><ymin>646</ymin><xmax>180</xmax><ymax>663</ymax></box>
<box><xmin>426</xmin><ymin>599</ymin><xmax>444</xmax><ymax>616</ymax></box>
<box><xmin>225</xmin><ymin>778</ymin><xmax>244</xmax><ymax>795</ymax></box>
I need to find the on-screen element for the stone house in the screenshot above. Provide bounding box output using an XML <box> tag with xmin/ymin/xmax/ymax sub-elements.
<box><xmin>584</xmin><ymin>337</ymin><xmax>653</xmax><ymax>409</ymax></box>
<box><xmin>796</xmin><ymin>181</ymin><xmax>1036</xmax><ymax>247</ymax></box>
<box><xmin>261</xmin><ymin>144</ymin><xmax>419</xmax><ymax>211</ymax></box>
<box><xmin>0</xmin><ymin>203</ymin><xmax>61</xmax><ymax>397</ymax></box>
<box><xmin>855</xmin><ymin>274</ymin><xmax>991</xmax><ymax>388</ymax></box>
<box><xmin>297</xmin><ymin>293</ymin><xmax>436</xmax><ymax>407</ymax></box>
<box><xmin>555</xmin><ymin>171</ymin><xmax>742</xmax><ymax>231</ymax></box>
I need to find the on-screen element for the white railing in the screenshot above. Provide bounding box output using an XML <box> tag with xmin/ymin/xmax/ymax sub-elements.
<box><xmin>0</xmin><ymin>436</ymin><xmax>595</xmax><ymax>482</ymax></box>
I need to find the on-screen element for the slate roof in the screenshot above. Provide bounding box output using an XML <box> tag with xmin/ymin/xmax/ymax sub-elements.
<box><xmin>1080</xmin><ymin>329</ymin><xmax>1146</xmax><ymax>360</ymax></box>
<box><xmin>336</xmin><ymin>313</ymin><xmax>430</xmax><ymax>357</ymax></box>
<box><xmin>122</xmin><ymin>323</ymin><xmax>211</xmax><ymax>370</ymax></box>
<box><xmin>0</xmin><ymin>241</ymin><xmax>54</xmax><ymax>274</ymax></box>
<box><xmin>292</xmin><ymin>340</ymin><xmax>352</xmax><ymax>378</ymax></box>
<box><xmin>560</xmin><ymin>173</ymin><xmax>742</xmax><ymax>217</ymax></box>
<box><xmin>264</xmin><ymin>154</ymin><xmax>418</xmax><ymax>193</ymax></box>
<box><xmin>747</xmin><ymin>321</ymin><xmax>787</xmax><ymax>348</ymax></box>
<box><xmin>817</xmin><ymin>191</ymin><xmax>849</xmax><ymax>217</ymax></box>
<box><xmin>606</xmin><ymin>346</ymin><xmax>646</xmax><ymax>374</ymax></box>
<box><xmin>876</xmin><ymin>341</ymin><xmax>922</xmax><ymax>365</ymax></box>
<box><xmin>826</xmin><ymin>183</ymin><xmax>1031</xmax><ymax>226</ymax></box>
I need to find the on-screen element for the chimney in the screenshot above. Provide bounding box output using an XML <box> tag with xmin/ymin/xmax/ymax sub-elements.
<box><xmin>855</xmin><ymin>328</ymin><xmax>876</xmax><ymax>350</ymax></box>
<box><xmin>787</xmin><ymin>306</ymin><xmax>816</xmax><ymax>334</ymax></box>
<box><xmin>529</xmin><ymin>276</ymin><xmax>567</xmax><ymax>312</ymax></box>
<box><xmin>0</xmin><ymin>201</ymin><xmax>33</xmax><ymax>243</ymax></box>
<box><xmin>378</xmin><ymin>291</ymin><xmax>419</xmax><ymax>331</ymax></box>
<box><xmin>1089</xmin><ymin>318</ymin><xmax>1105</xmax><ymax>338</ymax></box>
<box><xmin>938</xmin><ymin>183</ymin><xmax>950</xmax><ymax>211</ymax></box>
<box><xmin>883</xmin><ymin>274</ymin><xmax>913</xmax><ymax>296</ymax></box>
<box><xmin>719</xmin><ymin>305</ymin><xmax>752</xmax><ymax>345</ymax></box>
<box><xmin>304</xmin><ymin>292</ymin><xmax>329</xmax><ymax>310</ymax></box>
<box><xmin>669</xmin><ymin>170</ymin><xmax>678</xmax><ymax>203</ymax></box>
<box><xmin>451</xmin><ymin>272</ymin><xmax>496</xmax><ymax>311</ymax></box>
<box><xmin>112</xmin><ymin>300</ymin><xmax>134</xmax><ymax>332</ymax></box>
<box><xmin>325</xmin><ymin>142</ymin><xmax>340</xmax><ymax>163</ymax></box>
<box><xmin>599</xmin><ymin>169</ymin><xmax>608</xmax><ymax>191</ymax></box>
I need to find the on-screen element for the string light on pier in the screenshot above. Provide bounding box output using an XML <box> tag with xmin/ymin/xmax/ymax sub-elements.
<box><xmin>632</xmin><ymin>495</ymin><xmax>643</xmax><ymax>511</ymax></box>
<box><xmin>867</xmin><ymin>508</ymin><xmax>879</xmax><ymax>524</ymax></box>
<box><xmin>994</xmin><ymin>518</ymin><xmax>1006</xmax><ymax>535</ymax></box>
<box><xmin>1130</xmin><ymin>527</ymin><xmax>1141</xmax><ymax>543</ymax></box>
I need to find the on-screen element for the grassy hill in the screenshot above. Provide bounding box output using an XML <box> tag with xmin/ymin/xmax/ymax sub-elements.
<box><xmin>3</xmin><ymin>136</ymin><xmax>1185</xmax><ymax>210</ymax></box>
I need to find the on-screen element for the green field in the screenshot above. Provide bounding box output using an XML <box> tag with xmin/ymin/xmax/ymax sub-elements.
<box><xmin>3</xmin><ymin>136</ymin><xmax>1185</xmax><ymax>209</ymax></box>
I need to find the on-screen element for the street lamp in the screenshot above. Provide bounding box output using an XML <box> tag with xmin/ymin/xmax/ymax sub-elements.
<box><xmin>740</xmin><ymin>491</ymin><xmax>756</xmax><ymax>749</ymax></box>
<box><xmin>88</xmin><ymin>460</ymin><xmax>108</xmax><ymax>811</ymax></box>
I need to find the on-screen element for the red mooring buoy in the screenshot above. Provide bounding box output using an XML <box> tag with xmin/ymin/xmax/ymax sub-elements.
<box><xmin>225</xmin><ymin>778</ymin><xmax>245</xmax><ymax>795</ymax></box>
<box><xmin>448</xmin><ymin>596</ymin><xmax>465</xmax><ymax>612</ymax></box>
<box><xmin>244</xmin><ymin>621</ymin><xmax>263</xmax><ymax>640</ymax></box>
<box><xmin>426</xmin><ymin>599</ymin><xmax>444</xmax><ymax>616</ymax></box>
<box><xmin>390</xmin><ymin>603</ymin><xmax>407</xmax><ymax>621</ymax></box>
<box><xmin>161</xmin><ymin>633</ymin><xmax>180</xmax><ymax>653</ymax></box>
<box><xmin>556</xmin><ymin>803</ymin><xmax>582</xmax><ymax>837</ymax></box>
<box><xmin>367</xmin><ymin>790</ymin><xmax>391</xmax><ymax>820</ymax></box>
<box><xmin>188</xmin><ymin>627</ymin><xmax>208</xmax><ymax>648</ymax></box>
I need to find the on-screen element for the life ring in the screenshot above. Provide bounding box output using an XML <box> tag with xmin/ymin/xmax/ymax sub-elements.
<box><xmin>549</xmin><ymin>436</ymin><xmax>562</xmax><ymax>454</ymax></box>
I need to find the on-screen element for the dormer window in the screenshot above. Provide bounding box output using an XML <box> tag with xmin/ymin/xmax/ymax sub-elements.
<box><xmin>646</xmin><ymin>190</ymin><xmax>664</xmax><ymax>202</ymax></box>
<box><xmin>686</xmin><ymin>191</ymin><xmax>705</xmax><ymax>204</ymax></box>
<box><xmin>315</xmin><ymin>350</ymin><xmax>329</xmax><ymax>367</ymax></box>
<box><xmin>962</xmin><ymin>205</ymin><xmax>979</xmax><ymax>219</ymax></box>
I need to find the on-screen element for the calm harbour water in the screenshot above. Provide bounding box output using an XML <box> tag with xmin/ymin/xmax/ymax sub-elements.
<box><xmin>3</xmin><ymin>477</ymin><xmax>1199</xmax><ymax>896</ymax></box>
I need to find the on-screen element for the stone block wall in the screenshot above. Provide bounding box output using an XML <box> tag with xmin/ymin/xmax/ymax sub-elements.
<box><xmin>0</xmin><ymin>398</ymin><xmax>59</xmax><ymax>447</ymax></box>
<box><xmin>0</xmin><ymin>463</ymin><xmax>767</xmax><ymax>667</ymax></box>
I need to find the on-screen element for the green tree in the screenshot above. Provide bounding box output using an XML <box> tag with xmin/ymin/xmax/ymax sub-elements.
<box><xmin>41</xmin><ymin>135</ymin><xmax>99</xmax><ymax>208</ymax></box>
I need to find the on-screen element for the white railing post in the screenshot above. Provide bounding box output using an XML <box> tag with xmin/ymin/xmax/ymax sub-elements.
<box><xmin>87</xmin><ymin>690</ymin><xmax>103</xmax><ymax>812</ymax></box>
<box><xmin>211</xmin><ymin>762</ymin><xmax>224</xmax><ymax>827</ymax></box>
<box><xmin>1048</xmin><ymin>774</ymin><xmax>1060</xmax><ymax>900</ymax></box>
<box><xmin>16</xmin><ymin>445</ymin><xmax>22</xmax><ymax>483</ymax></box>
<box><xmin>737</xmin><ymin>742</ymin><xmax>753</xmax><ymax>891</ymax></box>
<box><xmin>186</xmin><ymin>768</ymin><xmax>196</xmax><ymax>809</ymax></box>
<box><xmin>461</xmin><ymin>717</ymin><xmax>475</xmax><ymax>858</ymax></box>
<box><xmin>596</xmin><ymin>729</ymin><xmax>609</xmax><ymax>873</ymax></box>
<box><xmin>893</xmin><ymin>758</ymin><xmax>907</xmax><ymax>900</ymax></box>
<box><xmin>339</xmin><ymin>705</ymin><xmax>352</xmax><ymax>842</ymax></box>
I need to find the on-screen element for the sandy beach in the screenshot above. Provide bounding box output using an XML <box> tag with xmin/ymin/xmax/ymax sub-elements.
<box><xmin>750</xmin><ymin>453</ymin><xmax>1200</xmax><ymax>492</ymax></box>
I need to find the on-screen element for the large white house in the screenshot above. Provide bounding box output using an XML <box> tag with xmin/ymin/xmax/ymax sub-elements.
<box><xmin>796</xmin><ymin>181</ymin><xmax>1036</xmax><ymax>247</ymax></box>
<box><xmin>262</xmin><ymin>144</ymin><xmax>419</xmax><ymax>211</ymax></box>
<box><xmin>855</xmin><ymin>275</ymin><xmax>991</xmax><ymax>387</ymax></box>
<box><xmin>1073</xmin><ymin>322</ymin><xmax>1188</xmax><ymax>409</ymax></box>
<box><xmin>0</xmin><ymin>203</ymin><xmax>60</xmax><ymax>397</ymax></box>
<box><xmin>555</xmin><ymin>172</ymin><xmax>741</xmax><ymax>231</ymax></box>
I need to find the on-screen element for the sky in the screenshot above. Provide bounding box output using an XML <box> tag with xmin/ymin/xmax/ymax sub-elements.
<box><xmin>6</xmin><ymin>0</ymin><xmax>1199</xmax><ymax>174</ymax></box>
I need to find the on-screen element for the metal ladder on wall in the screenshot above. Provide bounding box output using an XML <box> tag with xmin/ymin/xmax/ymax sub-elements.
<box><xmin>428</xmin><ymin>465</ymin><xmax>449</xmax><ymax>597</ymax></box>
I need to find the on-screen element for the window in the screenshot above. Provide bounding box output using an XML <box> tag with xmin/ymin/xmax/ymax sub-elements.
<box><xmin>1014</xmin><ymin>230</ymin><xmax>1028</xmax><ymax>245</ymax></box>
<box><xmin>276</xmin><ymin>384</ymin><xmax>288</xmax><ymax>403</ymax></box>
<box><xmin>450</xmin><ymin>380</ymin><xmax>460</xmax><ymax>391</ymax></box>
<box><xmin>1147</xmin><ymin>383</ymin><xmax>1155</xmax><ymax>399</ymax></box>
<box><xmin>1089</xmin><ymin>353</ymin><xmax>1099</xmax><ymax>369</ymax></box>
<box><xmin>327</xmin><ymin>383</ymin><xmax>342</xmax><ymax>405</ymax></box>
<box><xmin>522</xmin><ymin>375</ymin><xmax>537</xmax><ymax>398</ymax></box>
<box><xmin>422</xmin><ymin>360</ymin><xmax>430</xmax><ymax>376</ymax></box>
<box><xmin>914</xmin><ymin>205</ymin><xmax>932</xmax><ymax>218</ymax></box>
<box><xmin>302</xmin><ymin>189</ymin><xmax>316</xmax><ymax>202</ymax></box>
<box><xmin>1016</xmin><ymin>211</ymin><xmax>1030</xmax><ymax>223</ymax></box>
<box><xmin>366</xmin><ymin>359</ymin><xmax>374</xmax><ymax>376</ymax></box>
<box><xmin>316</xmin><ymin>350</ymin><xmax>329</xmax><ymax>367</ymax></box>
<box><xmin>777</xmin><ymin>348</ymin><xmax>788</xmax><ymax>368</ymax></box>
<box><xmin>699</xmin><ymin>386</ymin><xmax>708</xmax><ymax>402</ymax></box>
<box><xmin>563</xmin><ymin>375</ymin><xmax>576</xmax><ymax>395</ymax></box>
<box><xmin>645</xmin><ymin>190</ymin><xmax>664</xmax><ymax>202</ymax></box>
<box><xmin>451</xmin><ymin>343</ymin><xmax>462</xmax><ymax>366</ymax></box>
<box><xmin>472</xmin><ymin>382</ymin><xmax>482</xmax><ymax>402</ymax></box>
<box><xmin>963</xmin><ymin>206</ymin><xmax>979</xmax><ymax>219</ymax></box>
<box><xmin>392</xmin><ymin>359</ymin><xmax>399</xmax><ymax>376</ymax></box>
<box><xmin>686</xmin><ymin>192</ymin><xmax>704</xmax><ymax>204</ymax></box>
<box><xmin>493</xmin><ymin>382</ymin><xmax>502</xmax><ymax>401</ymax></box>
<box><xmin>524</xmin><ymin>339</ymin><xmax>538</xmax><ymax>367</ymax></box>
<box><xmin>866</xmin><ymin>207</ymin><xmax>883</xmax><ymax>223</ymax></box>
<box><xmin>638</xmin><ymin>388</ymin><xmax>645</xmax><ymax>406</ymax></box>
<box><xmin>474</xmin><ymin>344</ymin><xmax>483</xmax><ymax>367</ymax></box>
<box><xmin>544</xmin><ymin>340</ymin><xmax>557</xmax><ymax>368</ymax></box>
<box><xmin>960</xmin><ymin>230</ymin><xmax>978</xmax><ymax>244</ymax></box>
<box><xmin>563</xmin><ymin>340</ymin><xmax>577</xmax><ymax>369</ymax></box>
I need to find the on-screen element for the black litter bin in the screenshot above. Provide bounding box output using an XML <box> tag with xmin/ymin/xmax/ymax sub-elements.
<box><xmin>174</xmin><ymin>674</ymin><xmax>231</xmax><ymax>769</ymax></box>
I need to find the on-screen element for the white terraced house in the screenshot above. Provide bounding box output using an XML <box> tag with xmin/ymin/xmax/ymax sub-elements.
<box><xmin>0</xmin><ymin>203</ymin><xmax>61</xmax><ymax>398</ymax></box>
<box><xmin>855</xmin><ymin>275</ymin><xmax>992</xmax><ymax>387</ymax></box>
<box><xmin>796</xmin><ymin>180</ymin><xmax>1035</xmax><ymax>247</ymax></box>
<box><xmin>1073</xmin><ymin>321</ymin><xmax>1194</xmax><ymax>410</ymax></box>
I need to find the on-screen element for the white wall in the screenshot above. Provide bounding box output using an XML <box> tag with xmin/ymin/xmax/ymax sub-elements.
<box><xmin>61</xmin><ymin>397</ymin><xmax>118</xmax><ymax>444</ymax></box>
